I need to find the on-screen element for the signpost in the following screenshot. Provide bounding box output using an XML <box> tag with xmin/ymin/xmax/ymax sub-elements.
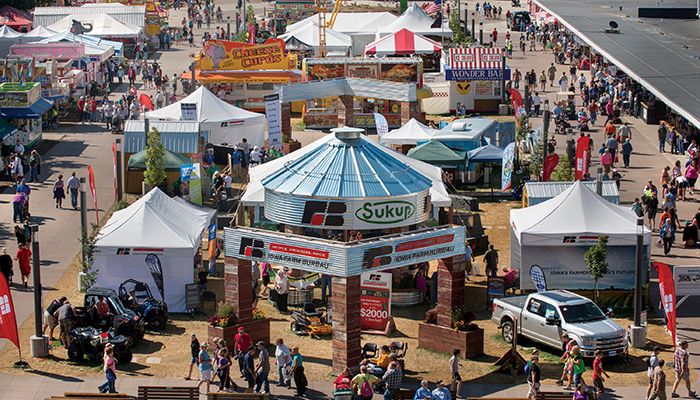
<box><xmin>360</xmin><ymin>272</ymin><xmax>392</xmax><ymax>332</ymax></box>
<box><xmin>264</xmin><ymin>94</ymin><xmax>282</xmax><ymax>150</ymax></box>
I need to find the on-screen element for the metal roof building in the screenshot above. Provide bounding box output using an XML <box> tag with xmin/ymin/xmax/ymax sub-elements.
<box><xmin>124</xmin><ymin>120</ymin><xmax>200</xmax><ymax>154</ymax></box>
<box><xmin>33</xmin><ymin>4</ymin><xmax>146</xmax><ymax>29</ymax></box>
<box><xmin>523</xmin><ymin>181</ymin><xmax>620</xmax><ymax>206</ymax></box>
<box><xmin>532</xmin><ymin>0</ymin><xmax>700</xmax><ymax>128</ymax></box>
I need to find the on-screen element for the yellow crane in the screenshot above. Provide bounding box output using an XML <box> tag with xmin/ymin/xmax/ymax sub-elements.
<box><xmin>316</xmin><ymin>0</ymin><xmax>343</xmax><ymax>58</ymax></box>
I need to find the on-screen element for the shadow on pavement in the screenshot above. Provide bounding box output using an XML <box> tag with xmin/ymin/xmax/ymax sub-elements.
<box><xmin>27</xmin><ymin>368</ymin><xmax>84</xmax><ymax>382</ymax></box>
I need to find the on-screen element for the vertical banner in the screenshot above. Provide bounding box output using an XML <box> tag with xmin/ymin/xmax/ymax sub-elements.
<box><xmin>542</xmin><ymin>153</ymin><xmax>559</xmax><ymax>181</ymax></box>
<box><xmin>0</xmin><ymin>273</ymin><xmax>20</xmax><ymax>350</ymax></box>
<box><xmin>189</xmin><ymin>163</ymin><xmax>202</xmax><ymax>205</ymax></box>
<box><xmin>360</xmin><ymin>272</ymin><xmax>392</xmax><ymax>332</ymax></box>
<box><xmin>373</xmin><ymin>113</ymin><xmax>389</xmax><ymax>139</ymax></box>
<box><xmin>180</xmin><ymin>103</ymin><xmax>197</xmax><ymax>121</ymax></box>
<box><xmin>112</xmin><ymin>143</ymin><xmax>118</xmax><ymax>201</ymax></box>
<box><xmin>575</xmin><ymin>135</ymin><xmax>591</xmax><ymax>180</ymax></box>
<box><xmin>87</xmin><ymin>165</ymin><xmax>99</xmax><ymax>224</ymax></box>
<box><xmin>208</xmin><ymin>223</ymin><xmax>217</xmax><ymax>260</ymax></box>
<box><xmin>264</xmin><ymin>94</ymin><xmax>282</xmax><ymax>150</ymax></box>
<box><xmin>501</xmin><ymin>142</ymin><xmax>515</xmax><ymax>191</ymax></box>
<box><xmin>508</xmin><ymin>88</ymin><xmax>526</xmax><ymax>119</ymax></box>
<box><xmin>654</xmin><ymin>262</ymin><xmax>677</xmax><ymax>346</ymax></box>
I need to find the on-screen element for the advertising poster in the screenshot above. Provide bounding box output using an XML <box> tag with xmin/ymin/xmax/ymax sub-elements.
<box><xmin>501</xmin><ymin>142</ymin><xmax>515</xmax><ymax>190</ymax></box>
<box><xmin>308</xmin><ymin>63</ymin><xmax>345</xmax><ymax>80</ymax></box>
<box><xmin>654</xmin><ymin>262</ymin><xmax>677</xmax><ymax>345</ymax></box>
<box><xmin>180</xmin><ymin>103</ymin><xmax>198</xmax><ymax>121</ymax></box>
<box><xmin>189</xmin><ymin>163</ymin><xmax>203</xmax><ymax>205</ymax></box>
<box><xmin>575</xmin><ymin>135</ymin><xmax>591</xmax><ymax>180</ymax></box>
<box><xmin>380</xmin><ymin>63</ymin><xmax>418</xmax><ymax>83</ymax></box>
<box><xmin>673</xmin><ymin>265</ymin><xmax>700</xmax><ymax>296</ymax></box>
<box><xmin>264</xmin><ymin>94</ymin><xmax>282</xmax><ymax>150</ymax></box>
<box><xmin>360</xmin><ymin>272</ymin><xmax>392</xmax><ymax>332</ymax></box>
<box><xmin>198</xmin><ymin>39</ymin><xmax>297</xmax><ymax>71</ymax></box>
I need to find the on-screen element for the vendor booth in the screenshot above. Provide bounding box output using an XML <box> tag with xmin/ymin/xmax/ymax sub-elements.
<box><xmin>408</xmin><ymin>140</ymin><xmax>466</xmax><ymax>184</ymax></box>
<box><xmin>0</xmin><ymin>25</ymin><xmax>22</xmax><ymax>58</ymax></box>
<box><xmin>126</xmin><ymin>148</ymin><xmax>191</xmax><ymax>194</ymax></box>
<box><xmin>0</xmin><ymin>82</ymin><xmax>51</xmax><ymax>148</ymax></box>
<box><xmin>380</xmin><ymin>118</ymin><xmax>436</xmax><ymax>147</ymax></box>
<box><xmin>466</xmin><ymin>144</ymin><xmax>503</xmax><ymax>185</ymax></box>
<box><xmin>145</xmin><ymin>86</ymin><xmax>266</xmax><ymax>148</ymax></box>
<box><xmin>280</xmin><ymin>22</ymin><xmax>352</xmax><ymax>57</ymax></box>
<box><xmin>522</xmin><ymin>181</ymin><xmax>620</xmax><ymax>207</ymax></box>
<box><xmin>376</xmin><ymin>4</ymin><xmax>451</xmax><ymax>39</ymax></box>
<box><xmin>0</xmin><ymin>6</ymin><xmax>33</xmax><ymax>33</ymax></box>
<box><xmin>47</xmin><ymin>14</ymin><xmax>143</xmax><ymax>39</ymax></box>
<box><xmin>364</xmin><ymin>28</ymin><xmax>442</xmax><ymax>72</ymax></box>
<box><xmin>428</xmin><ymin>118</ymin><xmax>498</xmax><ymax>151</ymax></box>
<box><xmin>19</xmin><ymin>26</ymin><xmax>56</xmax><ymax>41</ymax></box>
<box><xmin>510</xmin><ymin>181</ymin><xmax>651</xmax><ymax>291</ymax></box>
<box><xmin>94</xmin><ymin>188</ymin><xmax>215</xmax><ymax>313</ymax></box>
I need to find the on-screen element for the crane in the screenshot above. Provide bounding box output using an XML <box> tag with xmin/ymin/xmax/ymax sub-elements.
<box><xmin>316</xmin><ymin>0</ymin><xmax>344</xmax><ymax>58</ymax></box>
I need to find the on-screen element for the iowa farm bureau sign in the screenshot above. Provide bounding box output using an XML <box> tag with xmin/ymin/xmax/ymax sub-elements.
<box><xmin>263</xmin><ymin>190</ymin><xmax>431</xmax><ymax>230</ymax></box>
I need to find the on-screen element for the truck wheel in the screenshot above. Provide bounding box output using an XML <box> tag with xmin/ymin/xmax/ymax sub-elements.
<box><xmin>67</xmin><ymin>342</ymin><xmax>84</xmax><ymax>362</ymax></box>
<box><xmin>116</xmin><ymin>349</ymin><xmax>133</xmax><ymax>364</ymax></box>
<box><xmin>502</xmin><ymin>320</ymin><xmax>515</xmax><ymax>344</ymax></box>
<box><xmin>149</xmin><ymin>315</ymin><xmax>167</xmax><ymax>331</ymax></box>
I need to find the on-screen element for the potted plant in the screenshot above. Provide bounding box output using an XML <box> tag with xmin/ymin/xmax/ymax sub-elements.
<box><xmin>418</xmin><ymin>307</ymin><xmax>484</xmax><ymax>358</ymax></box>
<box><xmin>282</xmin><ymin>134</ymin><xmax>301</xmax><ymax>155</ymax></box>
<box><xmin>207</xmin><ymin>302</ymin><xmax>238</xmax><ymax>346</ymax></box>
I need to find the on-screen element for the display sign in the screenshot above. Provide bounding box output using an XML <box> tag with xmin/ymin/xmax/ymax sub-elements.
<box><xmin>304</xmin><ymin>112</ymin><xmax>338</xmax><ymax>129</ymax></box>
<box><xmin>486</xmin><ymin>276</ymin><xmax>506</xmax><ymax>306</ymax></box>
<box><xmin>673</xmin><ymin>265</ymin><xmax>700</xmax><ymax>297</ymax></box>
<box><xmin>353</xmin><ymin>113</ymin><xmax>401</xmax><ymax>130</ymax></box>
<box><xmin>264</xmin><ymin>93</ymin><xmax>282</xmax><ymax>150</ymax></box>
<box><xmin>10</xmin><ymin>43</ymin><xmax>85</xmax><ymax>59</ymax></box>
<box><xmin>360</xmin><ymin>272</ymin><xmax>392</xmax><ymax>331</ymax></box>
<box><xmin>445</xmin><ymin>68</ymin><xmax>510</xmax><ymax>81</ymax></box>
<box><xmin>655</xmin><ymin>262</ymin><xmax>677</xmax><ymax>345</ymax></box>
<box><xmin>449</xmin><ymin>47</ymin><xmax>503</xmax><ymax>69</ymax></box>
<box><xmin>225</xmin><ymin>225</ymin><xmax>465</xmax><ymax>277</ymax></box>
<box><xmin>264</xmin><ymin>190</ymin><xmax>431</xmax><ymax>230</ymax></box>
<box><xmin>348</xmin><ymin>64</ymin><xmax>379</xmax><ymax>80</ymax></box>
<box><xmin>304</xmin><ymin>58</ymin><xmax>422</xmax><ymax>85</ymax></box>
<box><xmin>198</xmin><ymin>40</ymin><xmax>297</xmax><ymax>71</ymax></box>
<box><xmin>0</xmin><ymin>82</ymin><xmax>41</xmax><ymax>108</ymax></box>
<box><xmin>189</xmin><ymin>163</ymin><xmax>203</xmax><ymax>205</ymax></box>
<box><xmin>180</xmin><ymin>103</ymin><xmax>198</xmax><ymax>121</ymax></box>
<box><xmin>307</xmin><ymin>63</ymin><xmax>345</xmax><ymax>80</ymax></box>
<box><xmin>501</xmin><ymin>142</ymin><xmax>515</xmax><ymax>191</ymax></box>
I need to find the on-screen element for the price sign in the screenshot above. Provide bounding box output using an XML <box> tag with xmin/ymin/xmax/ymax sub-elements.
<box><xmin>360</xmin><ymin>272</ymin><xmax>392</xmax><ymax>331</ymax></box>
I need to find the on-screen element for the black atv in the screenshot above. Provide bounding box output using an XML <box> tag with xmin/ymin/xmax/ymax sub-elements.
<box><xmin>118</xmin><ymin>279</ymin><xmax>168</xmax><ymax>331</ymax></box>
<box><xmin>67</xmin><ymin>326</ymin><xmax>133</xmax><ymax>364</ymax></box>
<box><xmin>74</xmin><ymin>287</ymin><xmax>145</xmax><ymax>343</ymax></box>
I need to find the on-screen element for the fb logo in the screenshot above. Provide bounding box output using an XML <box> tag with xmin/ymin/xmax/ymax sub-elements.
<box><xmin>301</xmin><ymin>200</ymin><xmax>346</xmax><ymax>227</ymax></box>
<box><xmin>117</xmin><ymin>248</ymin><xmax>130</xmax><ymax>255</ymax></box>
<box><xmin>364</xmin><ymin>246</ymin><xmax>393</xmax><ymax>269</ymax></box>
<box><xmin>239</xmin><ymin>237</ymin><xmax>264</xmax><ymax>258</ymax></box>
<box><xmin>0</xmin><ymin>294</ymin><xmax>11</xmax><ymax>316</ymax></box>
<box><xmin>562</xmin><ymin>236</ymin><xmax>576</xmax><ymax>243</ymax></box>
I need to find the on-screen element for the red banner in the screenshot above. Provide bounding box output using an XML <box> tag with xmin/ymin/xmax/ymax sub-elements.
<box><xmin>360</xmin><ymin>272</ymin><xmax>392</xmax><ymax>332</ymax></box>
<box><xmin>112</xmin><ymin>143</ymin><xmax>117</xmax><ymax>202</ymax></box>
<box><xmin>575</xmin><ymin>135</ymin><xmax>590</xmax><ymax>180</ymax></box>
<box><xmin>139</xmin><ymin>93</ymin><xmax>154</xmax><ymax>112</ymax></box>
<box><xmin>0</xmin><ymin>273</ymin><xmax>20</xmax><ymax>350</ymax></box>
<box><xmin>542</xmin><ymin>153</ymin><xmax>559</xmax><ymax>182</ymax></box>
<box><xmin>87</xmin><ymin>165</ymin><xmax>99</xmax><ymax>225</ymax></box>
<box><xmin>654</xmin><ymin>262</ymin><xmax>677</xmax><ymax>346</ymax></box>
<box><xmin>508</xmin><ymin>88</ymin><xmax>526</xmax><ymax>119</ymax></box>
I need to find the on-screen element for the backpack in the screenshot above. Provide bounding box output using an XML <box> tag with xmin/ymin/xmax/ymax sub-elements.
<box><xmin>360</xmin><ymin>377</ymin><xmax>373</xmax><ymax>398</ymax></box>
<box><xmin>524</xmin><ymin>360</ymin><xmax>532</xmax><ymax>376</ymax></box>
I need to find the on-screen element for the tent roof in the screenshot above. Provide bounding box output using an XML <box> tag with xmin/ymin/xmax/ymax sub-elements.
<box><xmin>242</xmin><ymin>133</ymin><xmax>452</xmax><ymax>207</ymax></box>
<box><xmin>286</xmin><ymin>12</ymin><xmax>398</xmax><ymax>35</ymax></box>
<box><xmin>376</xmin><ymin>4</ymin><xmax>452</xmax><ymax>38</ymax></box>
<box><xmin>510</xmin><ymin>181</ymin><xmax>650</xmax><ymax>241</ymax></box>
<box><xmin>0</xmin><ymin>25</ymin><xmax>22</xmax><ymax>38</ymax></box>
<box><xmin>280</xmin><ymin>22</ymin><xmax>351</xmax><ymax>53</ymax></box>
<box><xmin>407</xmin><ymin>140</ymin><xmax>466</xmax><ymax>164</ymax></box>
<box><xmin>467</xmin><ymin>144</ymin><xmax>503</xmax><ymax>163</ymax></box>
<box><xmin>145</xmin><ymin>86</ymin><xmax>265</xmax><ymax>124</ymax></box>
<box><xmin>127</xmin><ymin>148</ymin><xmax>191</xmax><ymax>170</ymax></box>
<box><xmin>47</xmin><ymin>14</ymin><xmax>142</xmax><ymax>38</ymax></box>
<box><xmin>0</xmin><ymin>6</ymin><xmax>32</xmax><ymax>29</ymax></box>
<box><xmin>34</xmin><ymin>31</ymin><xmax>123</xmax><ymax>55</ymax></box>
<box><xmin>365</xmin><ymin>28</ymin><xmax>442</xmax><ymax>56</ymax></box>
<box><xmin>429</xmin><ymin>118</ymin><xmax>497</xmax><ymax>141</ymax></box>
<box><xmin>22</xmin><ymin>26</ymin><xmax>56</xmax><ymax>38</ymax></box>
<box><xmin>380</xmin><ymin>118</ymin><xmax>436</xmax><ymax>145</ymax></box>
<box><xmin>96</xmin><ymin>188</ymin><xmax>215</xmax><ymax>249</ymax></box>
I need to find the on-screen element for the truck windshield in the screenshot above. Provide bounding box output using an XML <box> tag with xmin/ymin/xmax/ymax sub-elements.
<box><xmin>560</xmin><ymin>303</ymin><xmax>606</xmax><ymax>323</ymax></box>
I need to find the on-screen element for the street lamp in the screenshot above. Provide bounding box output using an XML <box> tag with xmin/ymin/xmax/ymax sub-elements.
<box><xmin>630</xmin><ymin>217</ymin><xmax>647</xmax><ymax>348</ymax></box>
<box><xmin>227</xmin><ymin>16</ymin><xmax>231</xmax><ymax>40</ymax></box>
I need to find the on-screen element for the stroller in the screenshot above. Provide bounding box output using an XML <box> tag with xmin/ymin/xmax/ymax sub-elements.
<box><xmin>578</xmin><ymin>114</ymin><xmax>590</xmax><ymax>132</ymax></box>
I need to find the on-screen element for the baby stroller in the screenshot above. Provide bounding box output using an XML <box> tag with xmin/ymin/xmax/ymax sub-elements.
<box><xmin>578</xmin><ymin>114</ymin><xmax>590</xmax><ymax>132</ymax></box>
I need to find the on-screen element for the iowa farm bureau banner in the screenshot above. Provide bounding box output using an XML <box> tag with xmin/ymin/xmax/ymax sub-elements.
<box><xmin>224</xmin><ymin>226</ymin><xmax>465</xmax><ymax>277</ymax></box>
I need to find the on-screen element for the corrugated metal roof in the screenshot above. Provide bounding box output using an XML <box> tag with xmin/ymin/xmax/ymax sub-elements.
<box><xmin>123</xmin><ymin>120</ymin><xmax>199</xmax><ymax>154</ymax></box>
<box><xmin>124</xmin><ymin>120</ymin><xmax>199</xmax><ymax>134</ymax></box>
<box><xmin>525</xmin><ymin>181</ymin><xmax>620</xmax><ymax>204</ymax></box>
<box><xmin>281</xmin><ymin>77</ymin><xmax>416</xmax><ymax>102</ymax></box>
<box><xmin>263</xmin><ymin>128</ymin><xmax>432</xmax><ymax>198</ymax></box>
<box><xmin>34</xmin><ymin>5</ymin><xmax>146</xmax><ymax>28</ymax></box>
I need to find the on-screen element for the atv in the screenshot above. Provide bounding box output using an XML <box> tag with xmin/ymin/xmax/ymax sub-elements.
<box><xmin>67</xmin><ymin>326</ymin><xmax>133</xmax><ymax>364</ymax></box>
<box><xmin>118</xmin><ymin>279</ymin><xmax>168</xmax><ymax>331</ymax></box>
<box><xmin>290</xmin><ymin>302</ymin><xmax>332</xmax><ymax>338</ymax></box>
<box><xmin>74</xmin><ymin>287</ymin><xmax>145</xmax><ymax>343</ymax></box>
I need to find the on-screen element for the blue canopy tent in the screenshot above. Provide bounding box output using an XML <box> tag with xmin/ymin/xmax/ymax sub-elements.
<box><xmin>467</xmin><ymin>144</ymin><xmax>503</xmax><ymax>164</ymax></box>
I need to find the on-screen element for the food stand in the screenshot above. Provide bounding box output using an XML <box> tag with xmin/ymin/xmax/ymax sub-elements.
<box><xmin>0</xmin><ymin>82</ymin><xmax>51</xmax><ymax>148</ymax></box>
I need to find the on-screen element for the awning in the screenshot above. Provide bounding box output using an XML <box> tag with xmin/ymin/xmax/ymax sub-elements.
<box><xmin>1</xmin><ymin>98</ymin><xmax>53</xmax><ymax>119</ymax></box>
<box><xmin>0</xmin><ymin>118</ymin><xmax>18</xmax><ymax>139</ymax></box>
<box><xmin>186</xmin><ymin>70</ymin><xmax>304</xmax><ymax>84</ymax></box>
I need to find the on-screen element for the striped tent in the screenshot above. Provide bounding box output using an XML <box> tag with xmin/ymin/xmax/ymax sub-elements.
<box><xmin>364</xmin><ymin>28</ymin><xmax>442</xmax><ymax>56</ymax></box>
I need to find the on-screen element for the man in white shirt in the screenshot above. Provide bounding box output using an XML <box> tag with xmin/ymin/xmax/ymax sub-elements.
<box><xmin>274</xmin><ymin>267</ymin><xmax>289</xmax><ymax>313</ymax></box>
<box><xmin>532</xmin><ymin>93</ymin><xmax>542</xmax><ymax>116</ymax></box>
<box><xmin>66</xmin><ymin>172</ymin><xmax>81</xmax><ymax>210</ymax></box>
<box><xmin>14</xmin><ymin>139</ymin><xmax>24</xmax><ymax>156</ymax></box>
<box><xmin>223</xmin><ymin>173</ymin><xmax>232</xmax><ymax>197</ymax></box>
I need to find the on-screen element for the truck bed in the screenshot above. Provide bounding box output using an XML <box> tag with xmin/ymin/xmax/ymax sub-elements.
<box><xmin>496</xmin><ymin>295</ymin><xmax>528</xmax><ymax>309</ymax></box>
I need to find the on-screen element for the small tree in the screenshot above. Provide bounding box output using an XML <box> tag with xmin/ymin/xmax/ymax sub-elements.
<box><xmin>584</xmin><ymin>236</ymin><xmax>609</xmax><ymax>302</ymax></box>
<box><xmin>552</xmin><ymin>155</ymin><xmax>573</xmax><ymax>181</ymax></box>
<box><xmin>79</xmin><ymin>224</ymin><xmax>99</xmax><ymax>292</ymax></box>
<box><xmin>144</xmin><ymin>127</ymin><xmax>167</xmax><ymax>188</ymax></box>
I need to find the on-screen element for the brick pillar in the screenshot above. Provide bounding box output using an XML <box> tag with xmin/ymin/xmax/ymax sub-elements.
<box><xmin>400</xmin><ymin>101</ymin><xmax>422</xmax><ymax>125</ymax></box>
<box><xmin>331</xmin><ymin>275</ymin><xmax>362</xmax><ymax>373</ymax></box>
<box><xmin>281</xmin><ymin>102</ymin><xmax>292</xmax><ymax>140</ymax></box>
<box><xmin>337</xmin><ymin>95</ymin><xmax>354</xmax><ymax>127</ymax></box>
<box><xmin>436</xmin><ymin>256</ymin><xmax>466</xmax><ymax>327</ymax></box>
<box><xmin>224</xmin><ymin>256</ymin><xmax>253</xmax><ymax>324</ymax></box>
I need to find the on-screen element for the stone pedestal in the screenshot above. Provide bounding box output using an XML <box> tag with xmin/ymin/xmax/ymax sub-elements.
<box><xmin>281</xmin><ymin>102</ymin><xmax>292</xmax><ymax>139</ymax></box>
<box><xmin>418</xmin><ymin>323</ymin><xmax>484</xmax><ymax>358</ymax></box>
<box><xmin>401</xmin><ymin>101</ymin><xmax>421</xmax><ymax>125</ymax></box>
<box><xmin>437</xmin><ymin>256</ymin><xmax>466</xmax><ymax>327</ymax></box>
<box><xmin>331</xmin><ymin>276</ymin><xmax>362</xmax><ymax>373</ymax></box>
<box><xmin>224</xmin><ymin>256</ymin><xmax>253</xmax><ymax>324</ymax></box>
<box><xmin>338</xmin><ymin>95</ymin><xmax>355</xmax><ymax>127</ymax></box>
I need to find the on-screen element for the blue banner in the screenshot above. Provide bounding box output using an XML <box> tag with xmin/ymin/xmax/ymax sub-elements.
<box><xmin>446</xmin><ymin>68</ymin><xmax>511</xmax><ymax>81</ymax></box>
<box><xmin>180</xmin><ymin>164</ymin><xmax>193</xmax><ymax>183</ymax></box>
<box><xmin>208</xmin><ymin>223</ymin><xmax>217</xmax><ymax>240</ymax></box>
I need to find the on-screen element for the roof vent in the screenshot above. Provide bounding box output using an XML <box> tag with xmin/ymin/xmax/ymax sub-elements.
<box><xmin>331</xmin><ymin>126</ymin><xmax>364</xmax><ymax>141</ymax></box>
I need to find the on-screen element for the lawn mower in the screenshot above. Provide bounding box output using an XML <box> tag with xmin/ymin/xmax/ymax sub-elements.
<box><xmin>67</xmin><ymin>326</ymin><xmax>133</xmax><ymax>364</ymax></box>
<box><xmin>290</xmin><ymin>302</ymin><xmax>332</xmax><ymax>338</ymax></box>
<box><xmin>118</xmin><ymin>279</ymin><xmax>169</xmax><ymax>331</ymax></box>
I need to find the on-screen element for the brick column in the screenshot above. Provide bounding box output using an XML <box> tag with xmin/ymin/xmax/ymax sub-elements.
<box><xmin>281</xmin><ymin>102</ymin><xmax>292</xmax><ymax>140</ymax></box>
<box><xmin>436</xmin><ymin>256</ymin><xmax>466</xmax><ymax>327</ymax></box>
<box><xmin>224</xmin><ymin>256</ymin><xmax>253</xmax><ymax>324</ymax></box>
<box><xmin>400</xmin><ymin>101</ymin><xmax>422</xmax><ymax>125</ymax></box>
<box><xmin>337</xmin><ymin>95</ymin><xmax>354</xmax><ymax>127</ymax></box>
<box><xmin>331</xmin><ymin>275</ymin><xmax>362</xmax><ymax>373</ymax></box>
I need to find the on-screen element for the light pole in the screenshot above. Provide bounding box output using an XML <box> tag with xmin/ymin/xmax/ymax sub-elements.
<box><xmin>226</xmin><ymin>16</ymin><xmax>231</xmax><ymax>40</ymax></box>
<box><xmin>630</xmin><ymin>217</ymin><xmax>647</xmax><ymax>348</ymax></box>
<box><xmin>29</xmin><ymin>225</ymin><xmax>48</xmax><ymax>358</ymax></box>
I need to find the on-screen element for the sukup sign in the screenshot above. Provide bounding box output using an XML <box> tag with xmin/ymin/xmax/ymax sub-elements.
<box><xmin>197</xmin><ymin>39</ymin><xmax>297</xmax><ymax>71</ymax></box>
<box><xmin>355</xmin><ymin>201</ymin><xmax>416</xmax><ymax>225</ymax></box>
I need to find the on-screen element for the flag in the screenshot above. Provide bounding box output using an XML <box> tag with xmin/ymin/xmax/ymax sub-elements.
<box><xmin>542</xmin><ymin>153</ymin><xmax>559</xmax><ymax>181</ymax></box>
<box><xmin>139</xmin><ymin>93</ymin><xmax>154</xmax><ymax>112</ymax></box>
<box><xmin>87</xmin><ymin>165</ymin><xmax>99</xmax><ymax>224</ymax></box>
<box><xmin>112</xmin><ymin>143</ymin><xmax>118</xmax><ymax>201</ymax></box>
<box><xmin>501</xmin><ymin>142</ymin><xmax>515</xmax><ymax>190</ymax></box>
<box><xmin>373</xmin><ymin>113</ymin><xmax>389</xmax><ymax>139</ymax></box>
<box><xmin>653</xmin><ymin>262</ymin><xmax>677</xmax><ymax>346</ymax></box>
<box><xmin>508</xmin><ymin>88</ymin><xmax>527</xmax><ymax>120</ymax></box>
<box><xmin>0</xmin><ymin>273</ymin><xmax>20</xmax><ymax>351</ymax></box>
<box><xmin>574</xmin><ymin>135</ymin><xmax>590</xmax><ymax>180</ymax></box>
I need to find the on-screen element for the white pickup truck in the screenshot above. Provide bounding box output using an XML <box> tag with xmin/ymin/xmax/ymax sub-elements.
<box><xmin>491</xmin><ymin>290</ymin><xmax>627</xmax><ymax>358</ymax></box>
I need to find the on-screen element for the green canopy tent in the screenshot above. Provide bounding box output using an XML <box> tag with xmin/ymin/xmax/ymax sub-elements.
<box><xmin>407</xmin><ymin>140</ymin><xmax>467</xmax><ymax>168</ymax></box>
<box><xmin>127</xmin><ymin>149</ymin><xmax>192</xmax><ymax>170</ymax></box>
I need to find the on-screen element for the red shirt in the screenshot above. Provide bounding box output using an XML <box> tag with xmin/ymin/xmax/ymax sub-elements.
<box><xmin>592</xmin><ymin>358</ymin><xmax>603</xmax><ymax>379</ymax></box>
<box><xmin>16</xmin><ymin>247</ymin><xmax>31</xmax><ymax>274</ymax></box>
<box><xmin>334</xmin><ymin>373</ymin><xmax>351</xmax><ymax>390</ymax></box>
<box><xmin>234</xmin><ymin>332</ymin><xmax>251</xmax><ymax>352</ymax></box>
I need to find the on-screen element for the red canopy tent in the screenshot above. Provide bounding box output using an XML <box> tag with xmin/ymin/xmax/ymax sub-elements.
<box><xmin>364</xmin><ymin>28</ymin><xmax>442</xmax><ymax>56</ymax></box>
<box><xmin>0</xmin><ymin>6</ymin><xmax>32</xmax><ymax>32</ymax></box>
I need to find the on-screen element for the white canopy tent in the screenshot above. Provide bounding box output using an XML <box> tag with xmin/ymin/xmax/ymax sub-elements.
<box><xmin>94</xmin><ymin>188</ymin><xmax>215</xmax><ymax>312</ymax></box>
<box><xmin>279</xmin><ymin>22</ymin><xmax>351</xmax><ymax>56</ymax></box>
<box><xmin>0</xmin><ymin>25</ymin><xmax>22</xmax><ymax>57</ymax></box>
<box><xmin>376</xmin><ymin>4</ymin><xmax>452</xmax><ymax>38</ymax></box>
<box><xmin>145</xmin><ymin>86</ymin><xmax>266</xmax><ymax>147</ymax></box>
<box><xmin>510</xmin><ymin>181</ymin><xmax>651</xmax><ymax>291</ymax></box>
<box><xmin>241</xmin><ymin>133</ymin><xmax>451</xmax><ymax>208</ymax></box>
<box><xmin>20</xmin><ymin>26</ymin><xmax>57</xmax><ymax>40</ymax></box>
<box><xmin>380</xmin><ymin>118</ymin><xmax>437</xmax><ymax>145</ymax></box>
<box><xmin>47</xmin><ymin>14</ymin><xmax>142</xmax><ymax>38</ymax></box>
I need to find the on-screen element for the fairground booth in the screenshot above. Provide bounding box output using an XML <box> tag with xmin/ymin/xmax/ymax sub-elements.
<box><xmin>224</xmin><ymin>126</ymin><xmax>472</xmax><ymax>372</ymax></box>
<box><xmin>0</xmin><ymin>82</ymin><xmax>52</xmax><ymax>148</ymax></box>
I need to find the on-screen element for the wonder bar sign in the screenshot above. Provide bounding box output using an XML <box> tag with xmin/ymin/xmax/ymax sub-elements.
<box><xmin>263</xmin><ymin>190</ymin><xmax>431</xmax><ymax>230</ymax></box>
<box><xmin>225</xmin><ymin>226</ymin><xmax>465</xmax><ymax>277</ymax></box>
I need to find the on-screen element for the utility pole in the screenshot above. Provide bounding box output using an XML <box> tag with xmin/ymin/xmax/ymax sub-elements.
<box><xmin>500</xmin><ymin>47</ymin><xmax>507</xmax><ymax>104</ymax></box>
<box><xmin>29</xmin><ymin>225</ymin><xmax>48</xmax><ymax>358</ymax></box>
<box><xmin>471</xmin><ymin>13</ymin><xmax>475</xmax><ymax>41</ymax></box>
<box><xmin>630</xmin><ymin>217</ymin><xmax>647</xmax><ymax>348</ymax></box>
<box><xmin>115</xmin><ymin>138</ymin><xmax>123</xmax><ymax>202</ymax></box>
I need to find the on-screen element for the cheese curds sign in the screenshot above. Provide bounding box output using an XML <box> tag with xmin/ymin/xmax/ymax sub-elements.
<box><xmin>197</xmin><ymin>39</ymin><xmax>297</xmax><ymax>71</ymax></box>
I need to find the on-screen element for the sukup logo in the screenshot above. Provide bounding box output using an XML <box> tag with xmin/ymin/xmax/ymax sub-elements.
<box><xmin>355</xmin><ymin>201</ymin><xmax>416</xmax><ymax>224</ymax></box>
<box><xmin>301</xmin><ymin>200</ymin><xmax>346</xmax><ymax>227</ymax></box>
